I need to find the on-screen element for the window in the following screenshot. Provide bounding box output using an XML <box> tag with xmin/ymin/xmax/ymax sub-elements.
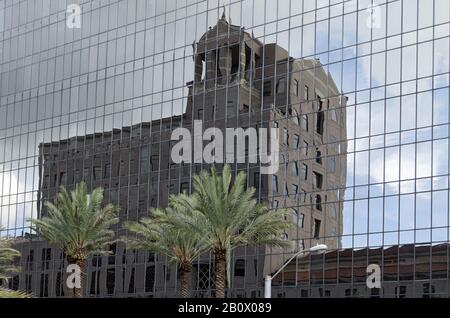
<box><xmin>313</xmin><ymin>219</ymin><xmax>321</xmax><ymax>239</ymax></box>
<box><xmin>150</xmin><ymin>155</ymin><xmax>159</xmax><ymax>171</ymax></box>
<box><xmin>330</xmin><ymin>136</ymin><xmax>340</xmax><ymax>153</ymax></box>
<box><xmin>41</xmin><ymin>248</ymin><xmax>51</xmax><ymax>270</ymax></box>
<box><xmin>263</xmin><ymin>80</ymin><xmax>272</xmax><ymax>96</ymax></box>
<box><xmin>370</xmin><ymin>288</ymin><xmax>380</xmax><ymax>298</ymax></box>
<box><xmin>104</xmin><ymin>163</ymin><xmax>111</xmax><ymax>178</ymax></box>
<box><xmin>293</xmin><ymin>209</ymin><xmax>305</xmax><ymax>228</ymax></box>
<box><xmin>108</xmin><ymin>244</ymin><xmax>117</xmax><ymax>265</ymax></box>
<box><xmin>197</xmin><ymin>108</ymin><xmax>203</xmax><ymax>119</ymax></box>
<box><xmin>283</xmin><ymin>128</ymin><xmax>289</xmax><ymax>145</ymax></box>
<box><xmin>315</xmin><ymin>149</ymin><xmax>322</xmax><ymax>164</ymax></box>
<box><xmin>83</xmin><ymin>167</ymin><xmax>90</xmax><ymax>180</ymax></box>
<box><xmin>272</xmin><ymin>200</ymin><xmax>279</xmax><ymax>209</ymax></box>
<box><xmin>395</xmin><ymin>286</ymin><xmax>407</xmax><ymax>298</ymax></box>
<box><xmin>145</xmin><ymin>266</ymin><xmax>155</xmax><ymax>293</ymax></box>
<box><xmin>316</xmin><ymin>101</ymin><xmax>324</xmax><ymax>135</ymax></box>
<box><xmin>299</xmin><ymin>213</ymin><xmax>305</xmax><ymax>228</ymax></box>
<box><xmin>55</xmin><ymin>272</ymin><xmax>64</xmax><ymax>297</ymax></box>
<box><xmin>423</xmin><ymin>283</ymin><xmax>436</xmax><ymax>298</ymax></box>
<box><xmin>272</xmin><ymin>175</ymin><xmax>278</xmax><ymax>192</ymax></box>
<box><xmin>291</xmin><ymin>161</ymin><xmax>299</xmax><ymax>176</ymax></box>
<box><xmin>313</xmin><ymin>172</ymin><xmax>323</xmax><ymax>189</ymax></box>
<box><xmin>291</xmin><ymin>108</ymin><xmax>300</xmax><ymax>125</ymax></box>
<box><xmin>293</xmin><ymin>134</ymin><xmax>300</xmax><ymax>149</ymax></box>
<box><xmin>276</xmin><ymin>77</ymin><xmax>287</xmax><ymax>94</ymax></box>
<box><xmin>293</xmin><ymin>79</ymin><xmax>299</xmax><ymax>96</ymax></box>
<box><xmin>254</xmin><ymin>172</ymin><xmax>260</xmax><ymax>190</ymax></box>
<box><xmin>292</xmin><ymin>184</ymin><xmax>299</xmax><ymax>197</ymax></box>
<box><xmin>242</xmin><ymin>104</ymin><xmax>249</xmax><ymax>113</ymax></box>
<box><xmin>301</xmin><ymin>189</ymin><xmax>308</xmax><ymax>203</ymax></box>
<box><xmin>25</xmin><ymin>274</ymin><xmax>32</xmax><ymax>293</ymax></box>
<box><xmin>298</xmin><ymin>240</ymin><xmax>306</xmax><ymax>251</ymax></box>
<box><xmin>301</xmin><ymin>163</ymin><xmax>308</xmax><ymax>181</ymax></box>
<box><xmin>301</xmin><ymin>114</ymin><xmax>308</xmax><ymax>131</ymax></box>
<box><xmin>128</xmin><ymin>268</ymin><xmax>136</xmax><ymax>294</ymax></box>
<box><xmin>292</xmin><ymin>208</ymin><xmax>299</xmax><ymax>224</ymax></box>
<box><xmin>140</xmin><ymin>145</ymin><xmax>149</xmax><ymax>175</ymax></box>
<box><xmin>106</xmin><ymin>268</ymin><xmax>115</xmax><ymax>295</ymax></box>
<box><xmin>234</xmin><ymin>260</ymin><xmax>245</xmax><ymax>277</ymax></box>
<box><xmin>345</xmin><ymin>288</ymin><xmax>359</xmax><ymax>298</ymax></box>
<box><xmin>90</xmin><ymin>270</ymin><xmax>100</xmax><ymax>295</ymax></box>
<box><xmin>93</xmin><ymin>166</ymin><xmax>102</xmax><ymax>180</ymax></box>
<box><xmin>253</xmin><ymin>260</ymin><xmax>258</xmax><ymax>278</ymax></box>
<box><xmin>59</xmin><ymin>172</ymin><xmax>66</xmax><ymax>185</ymax></box>
<box><xmin>39</xmin><ymin>273</ymin><xmax>49</xmax><ymax>297</ymax></box>
<box><xmin>180</xmin><ymin>182</ymin><xmax>189</xmax><ymax>193</ymax></box>
<box><xmin>315</xmin><ymin>195</ymin><xmax>323</xmax><ymax>211</ymax></box>
<box><xmin>163</xmin><ymin>265</ymin><xmax>170</xmax><ymax>281</ymax></box>
<box><xmin>302</xmin><ymin>141</ymin><xmax>309</xmax><ymax>157</ymax></box>
<box><xmin>304</xmin><ymin>85</ymin><xmax>309</xmax><ymax>100</ymax></box>
<box><xmin>26</xmin><ymin>250</ymin><xmax>34</xmax><ymax>271</ymax></box>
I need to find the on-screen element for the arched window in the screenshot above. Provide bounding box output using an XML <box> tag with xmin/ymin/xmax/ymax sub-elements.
<box><xmin>291</xmin><ymin>108</ymin><xmax>300</xmax><ymax>125</ymax></box>
<box><xmin>277</xmin><ymin>77</ymin><xmax>287</xmax><ymax>94</ymax></box>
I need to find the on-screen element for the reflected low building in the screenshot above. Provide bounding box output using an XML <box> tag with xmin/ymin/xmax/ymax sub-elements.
<box><xmin>271</xmin><ymin>244</ymin><xmax>450</xmax><ymax>298</ymax></box>
<box><xmin>12</xmin><ymin>16</ymin><xmax>347</xmax><ymax>297</ymax></box>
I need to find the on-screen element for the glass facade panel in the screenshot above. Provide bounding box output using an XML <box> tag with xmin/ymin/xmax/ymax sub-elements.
<box><xmin>0</xmin><ymin>0</ymin><xmax>449</xmax><ymax>298</ymax></box>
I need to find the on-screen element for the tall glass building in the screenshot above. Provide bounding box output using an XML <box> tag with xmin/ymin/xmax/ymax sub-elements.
<box><xmin>0</xmin><ymin>0</ymin><xmax>449</xmax><ymax>298</ymax></box>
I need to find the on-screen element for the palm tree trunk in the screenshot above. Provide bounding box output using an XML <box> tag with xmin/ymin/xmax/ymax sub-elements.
<box><xmin>179</xmin><ymin>263</ymin><xmax>192</xmax><ymax>298</ymax></box>
<box><xmin>214</xmin><ymin>248</ymin><xmax>226</xmax><ymax>298</ymax></box>
<box><xmin>73</xmin><ymin>259</ymin><xmax>86</xmax><ymax>298</ymax></box>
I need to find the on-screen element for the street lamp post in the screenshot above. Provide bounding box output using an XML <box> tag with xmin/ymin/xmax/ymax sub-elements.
<box><xmin>264</xmin><ymin>244</ymin><xmax>328</xmax><ymax>298</ymax></box>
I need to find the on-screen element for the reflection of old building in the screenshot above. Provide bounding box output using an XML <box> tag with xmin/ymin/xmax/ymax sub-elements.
<box><xmin>15</xmin><ymin>14</ymin><xmax>347</xmax><ymax>297</ymax></box>
<box><xmin>271</xmin><ymin>244</ymin><xmax>450</xmax><ymax>298</ymax></box>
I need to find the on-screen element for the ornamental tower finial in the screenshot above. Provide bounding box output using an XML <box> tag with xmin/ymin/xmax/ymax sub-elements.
<box><xmin>221</xmin><ymin>5</ymin><xmax>226</xmax><ymax>20</ymax></box>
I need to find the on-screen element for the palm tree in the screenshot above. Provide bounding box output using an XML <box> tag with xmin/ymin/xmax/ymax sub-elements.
<box><xmin>30</xmin><ymin>182</ymin><xmax>119</xmax><ymax>298</ymax></box>
<box><xmin>124</xmin><ymin>203</ymin><xmax>206</xmax><ymax>298</ymax></box>
<box><xmin>171</xmin><ymin>164</ymin><xmax>292</xmax><ymax>298</ymax></box>
<box><xmin>0</xmin><ymin>227</ymin><xmax>28</xmax><ymax>298</ymax></box>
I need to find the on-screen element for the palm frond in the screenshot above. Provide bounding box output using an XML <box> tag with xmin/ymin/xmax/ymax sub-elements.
<box><xmin>0</xmin><ymin>227</ymin><xmax>21</xmax><ymax>281</ymax></box>
<box><xmin>170</xmin><ymin>164</ymin><xmax>292</xmax><ymax>287</ymax></box>
<box><xmin>178</xmin><ymin>164</ymin><xmax>292</xmax><ymax>251</ymax></box>
<box><xmin>0</xmin><ymin>288</ymin><xmax>31</xmax><ymax>298</ymax></box>
<box><xmin>124</xmin><ymin>204</ymin><xmax>207</xmax><ymax>267</ymax></box>
<box><xmin>28</xmin><ymin>182</ymin><xmax>119</xmax><ymax>261</ymax></box>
